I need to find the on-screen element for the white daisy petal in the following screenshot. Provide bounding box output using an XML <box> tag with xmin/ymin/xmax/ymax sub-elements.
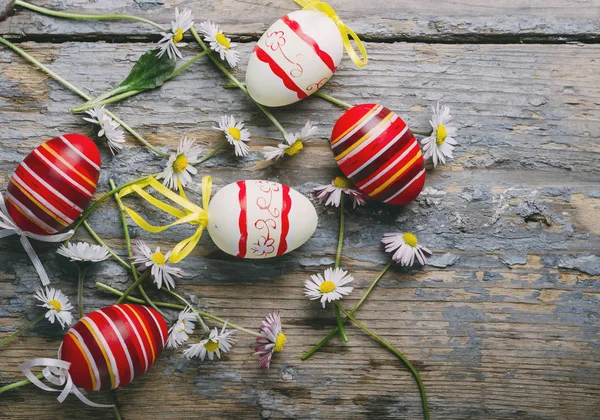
<box><xmin>156</xmin><ymin>136</ymin><xmax>202</xmax><ymax>191</ymax></box>
<box><xmin>57</xmin><ymin>242</ymin><xmax>110</xmax><ymax>263</ymax></box>
<box><xmin>34</xmin><ymin>287</ymin><xmax>74</xmax><ymax>329</ymax></box>
<box><xmin>381</xmin><ymin>232</ymin><xmax>431</xmax><ymax>267</ymax></box>
<box><xmin>199</xmin><ymin>21</ymin><xmax>240</xmax><ymax>68</ymax></box>
<box><xmin>254</xmin><ymin>312</ymin><xmax>286</xmax><ymax>369</ymax></box>
<box><xmin>183</xmin><ymin>323</ymin><xmax>235</xmax><ymax>360</ymax></box>
<box><xmin>312</xmin><ymin>177</ymin><xmax>367</xmax><ymax>208</ymax></box>
<box><xmin>420</xmin><ymin>102</ymin><xmax>458</xmax><ymax>168</ymax></box>
<box><xmin>214</xmin><ymin>115</ymin><xmax>251</xmax><ymax>157</ymax></box>
<box><xmin>304</xmin><ymin>267</ymin><xmax>354</xmax><ymax>308</ymax></box>
<box><xmin>83</xmin><ymin>105</ymin><xmax>126</xmax><ymax>154</ymax></box>
<box><xmin>133</xmin><ymin>240</ymin><xmax>183</xmax><ymax>290</ymax></box>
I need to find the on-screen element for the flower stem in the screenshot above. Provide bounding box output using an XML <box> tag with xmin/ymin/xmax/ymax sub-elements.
<box><xmin>195</xmin><ymin>309</ymin><xmax>262</xmax><ymax>338</ymax></box>
<box><xmin>77</xmin><ymin>265</ymin><xmax>88</xmax><ymax>319</ymax></box>
<box><xmin>136</xmin><ymin>282</ymin><xmax>166</xmax><ymax>317</ymax></box>
<box><xmin>83</xmin><ymin>221</ymin><xmax>129</xmax><ymax>269</ymax></box>
<box><xmin>334</xmin><ymin>198</ymin><xmax>348</xmax><ymax>342</ymax></box>
<box><xmin>71</xmin><ymin>50</ymin><xmax>211</xmax><ymax>113</ymax></box>
<box><xmin>96</xmin><ymin>282</ymin><xmax>183</xmax><ymax>310</ymax></box>
<box><xmin>69</xmin><ymin>175</ymin><xmax>152</xmax><ymax>240</ymax></box>
<box><xmin>301</xmin><ymin>260</ymin><xmax>393</xmax><ymax>360</ymax></box>
<box><xmin>0</xmin><ymin>313</ymin><xmax>45</xmax><ymax>347</ymax></box>
<box><xmin>336</xmin><ymin>303</ymin><xmax>430</xmax><ymax>420</ymax></box>
<box><xmin>0</xmin><ymin>372</ymin><xmax>44</xmax><ymax>394</ymax></box>
<box><xmin>313</xmin><ymin>92</ymin><xmax>352</xmax><ymax>110</ymax></box>
<box><xmin>14</xmin><ymin>0</ymin><xmax>165</xmax><ymax>30</ymax></box>
<box><xmin>196</xmin><ymin>139</ymin><xmax>228</xmax><ymax>165</ymax></box>
<box><xmin>162</xmin><ymin>289</ymin><xmax>209</xmax><ymax>333</ymax></box>
<box><xmin>112</xmin><ymin>391</ymin><xmax>123</xmax><ymax>420</ymax></box>
<box><xmin>116</xmin><ymin>270</ymin><xmax>150</xmax><ymax>304</ymax></box>
<box><xmin>412</xmin><ymin>129</ymin><xmax>433</xmax><ymax>136</ymax></box>
<box><xmin>190</xmin><ymin>28</ymin><xmax>288</xmax><ymax>138</ymax></box>
<box><xmin>0</xmin><ymin>36</ymin><xmax>167</xmax><ymax>157</ymax></box>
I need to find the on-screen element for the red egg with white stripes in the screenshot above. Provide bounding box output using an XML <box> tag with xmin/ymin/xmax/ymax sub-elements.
<box><xmin>207</xmin><ymin>180</ymin><xmax>318</xmax><ymax>258</ymax></box>
<box><xmin>6</xmin><ymin>134</ymin><xmax>101</xmax><ymax>235</ymax></box>
<box><xmin>245</xmin><ymin>10</ymin><xmax>343</xmax><ymax>107</ymax></box>
<box><xmin>331</xmin><ymin>104</ymin><xmax>426</xmax><ymax>205</ymax></box>
<box><xmin>59</xmin><ymin>304</ymin><xmax>167</xmax><ymax>391</ymax></box>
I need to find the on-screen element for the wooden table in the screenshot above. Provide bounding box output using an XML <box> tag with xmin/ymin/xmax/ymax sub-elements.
<box><xmin>1</xmin><ymin>1</ymin><xmax>599</xmax><ymax>418</ymax></box>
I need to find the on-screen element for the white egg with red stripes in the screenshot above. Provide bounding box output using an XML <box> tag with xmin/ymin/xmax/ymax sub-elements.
<box><xmin>245</xmin><ymin>10</ymin><xmax>344</xmax><ymax>107</ymax></box>
<box><xmin>207</xmin><ymin>180</ymin><xmax>318</xmax><ymax>259</ymax></box>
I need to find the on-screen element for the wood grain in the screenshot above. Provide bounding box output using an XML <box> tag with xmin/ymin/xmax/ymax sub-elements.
<box><xmin>0</xmin><ymin>0</ymin><xmax>599</xmax><ymax>42</ymax></box>
<box><xmin>0</xmin><ymin>15</ymin><xmax>599</xmax><ymax>420</ymax></box>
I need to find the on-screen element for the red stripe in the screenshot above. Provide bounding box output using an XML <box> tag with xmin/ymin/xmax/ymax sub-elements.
<box><xmin>102</xmin><ymin>306</ymin><xmax>143</xmax><ymax>381</ymax></box>
<box><xmin>49</xmin><ymin>136</ymin><xmax>100</xmax><ymax>182</ymax></box>
<box><xmin>118</xmin><ymin>304</ymin><xmax>154</xmax><ymax>372</ymax></box>
<box><xmin>71</xmin><ymin>321</ymin><xmax>112</xmax><ymax>391</ymax></box>
<box><xmin>281</xmin><ymin>15</ymin><xmax>336</xmax><ymax>72</ymax></box>
<box><xmin>254</xmin><ymin>45</ymin><xmax>307</xmax><ymax>100</ymax></box>
<box><xmin>237</xmin><ymin>181</ymin><xmax>248</xmax><ymax>258</ymax></box>
<box><xmin>61</xmin><ymin>333</ymin><xmax>95</xmax><ymax>391</ymax></box>
<box><xmin>371</xmin><ymin>159</ymin><xmax>425</xmax><ymax>200</ymax></box>
<box><xmin>39</xmin><ymin>141</ymin><xmax>96</xmax><ymax>194</ymax></box>
<box><xmin>332</xmin><ymin>108</ymin><xmax>392</xmax><ymax>157</ymax></box>
<box><xmin>130</xmin><ymin>305</ymin><xmax>164</xmax><ymax>353</ymax></box>
<box><xmin>276</xmin><ymin>185</ymin><xmax>292</xmax><ymax>256</ymax></box>
<box><xmin>7</xmin><ymin>182</ymin><xmax>65</xmax><ymax>233</ymax></box>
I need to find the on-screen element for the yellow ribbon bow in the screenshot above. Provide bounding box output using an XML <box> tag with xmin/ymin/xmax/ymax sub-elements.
<box><xmin>117</xmin><ymin>176</ymin><xmax>212</xmax><ymax>264</ymax></box>
<box><xmin>294</xmin><ymin>0</ymin><xmax>368</xmax><ymax>68</ymax></box>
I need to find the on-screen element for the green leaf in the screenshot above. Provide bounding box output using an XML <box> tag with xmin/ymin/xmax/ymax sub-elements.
<box><xmin>118</xmin><ymin>49</ymin><xmax>177</xmax><ymax>91</ymax></box>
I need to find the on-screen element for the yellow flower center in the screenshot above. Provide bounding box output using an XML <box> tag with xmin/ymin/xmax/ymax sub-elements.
<box><xmin>228</xmin><ymin>127</ymin><xmax>242</xmax><ymax>141</ymax></box>
<box><xmin>215</xmin><ymin>33</ymin><xmax>230</xmax><ymax>49</ymax></box>
<box><xmin>436</xmin><ymin>124</ymin><xmax>447</xmax><ymax>146</ymax></box>
<box><xmin>319</xmin><ymin>280</ymin><xmax>336</xmax><ymax>293</ymax></box>
<box><xmin>284</xmin><ymin>140</ymin><xmax>303</xmax><ymax>156</ymax></box>
<box><xmin>173</xmin><ymin>154</ymin><xmax>189</xmax><ymax>173</ymax></box>
<box><xmin>48</xmin><ymin>299</ymin><xmax>62</xmax><ymax>311</ymax></box>
<box><xmin>173</xmin><ymin>28</ymin><xmax>184</xmax><ymax>44</ymax></box>
<box><xmin>403</xmin><ymin>232</ymin><xmax>418</xmax><ymax>248</ymax></box>
<box><xmin>204</xmin><ymin>340</ymin><xmax>219</xmax><ymax>352</ymax></box>
<box><xmin>274</xmin><ymin>332</ymin><xmax>287</xmax><ymax>352</ymax></box>
<box><xmin>333</xmin><ymin>176</ymin><xmax>351</xmax><ymax>189</ymax></box>
<box><xmin>151</xmin><ymin>251</ymin><xmax>167</xmax><ymax>265</ymax></box>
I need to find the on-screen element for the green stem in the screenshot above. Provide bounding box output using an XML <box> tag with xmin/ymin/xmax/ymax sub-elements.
<box><xmin>190</xmin><ymin>28</ymin><xmax>288</xmax><ymax>138</ymax></box>
<box><xmin>0</xmin><ymin>36</ymin><xmax>167</xmax><ymax>157</ymax></box>
<box><xmin>334</xmin><ymin>198</ymin><xmax>348</xmax><ymax>342</ymax></box>
<box><xmin>163</xmin><ymin>289</ymin><xmax>209</xmax><ymax>333</ymax></box>
<box><xmin>69</xmin><ymin>175</ymin><xmax>152</xmax><ymax>239</ymax></box>
<box><xmin>77</xmin><ymin>265</ymin><xmax>88</xmax><ymax>319</ymax></box>
<box><xmin>0</xmin><ymin>313</ymin><xmax>45</xmax><ymax>347</ymax></box>
<box><xmin>196</xmin><ymin>139</ymin><xmax>228</xmax><ymax>165</ymax></box>
<box><xmin>301</xmin><ymin>261</ymin><xmax>393</xmax><ymax>360</ymax></box>
<box><xmin>0</xmin><ymin>373</ymin><xmax>44</xmax><ymax>394</ymax></box>
<box><xmin>83</xmin><ymin>221</ymin><xmax>129</xmax><ymax>269</ymax></box>
<box><xmin>335</xmin><ymin>305</ymin><xmax>348</xmax><ymax>343</ymax></box>
<box><xmin>112</xmin><ymin>391</ymin><xmax>123</xmax><ymax>420</ymax></box>
<box><xmin>336</xmin><ymin>303</ymin><xmax>429</xmax><ymax>420</ymax></box>
<box><xmin>412</xmin><ymin>129</ymin><xmax>433</xmax><ymax>136</ymax></box>
<box><xmin>116</xmin><ymin>270</ymin><xmax>149</xmax><ymax>304</ymax></box>
<box><xmin>313</xmin><ymin>92</ymin><xmax>353</xmax><ymax>110</ymax></box>
<box><xmin>14</xmin><ymin>0</ymin><xmax>165</xmax><ymax>30</ymax></box>
<box><xmin>96</xmin><ymin>282</ymin><xmax>183</xmax><ymax>310</ymax></box>
<box><xmin>137</xmin><ymin>282</ymin><xmax>166</xmax><ymax>317</ymax></box>
<box><xmin>71</xmin><ymin>50</ymin><xmax>211</xmax><ymax>113</ymax></box>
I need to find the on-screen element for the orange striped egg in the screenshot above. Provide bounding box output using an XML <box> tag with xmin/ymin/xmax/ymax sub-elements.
<box><xmin>59</xmin><ymin>304</ymin><xmax>168</xmax><ymax>391</ymax></box>
<box><xmin>6</xmin><ymin>134</ymin><xmax>101</xmax><ymax>235</ymax></box>
<box><xmin>330</xmin><ymin>104</ymin><xmax>426</xmax><ymax>205</ymax></box>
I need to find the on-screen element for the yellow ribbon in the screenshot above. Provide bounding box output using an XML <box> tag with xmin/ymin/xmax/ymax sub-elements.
<box><xmin>294</xmin><ymin>0</ymin><xmax>367</xmax><ymax>68</ymax></box>
<box><xmin>117</xmin><ymin>176</ymin><xmax>212</xmax><ymax>264</ymax></box>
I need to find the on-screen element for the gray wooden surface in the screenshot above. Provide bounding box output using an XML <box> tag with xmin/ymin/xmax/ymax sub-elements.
<box><xmin>1</xmin><ymin>1</ymin><xmax>600</xmax><ymax>419</ymax></box>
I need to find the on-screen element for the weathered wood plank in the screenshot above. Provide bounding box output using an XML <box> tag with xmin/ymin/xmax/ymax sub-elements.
<box><xmin>0</xmin><ymin>41</ymin><xmax>599</xmax><ymax>419</ymax></box>
<box><xmin>0</xmin><ymin>0</ymin><xmax>599</xmax><ymax>42</ymax></box>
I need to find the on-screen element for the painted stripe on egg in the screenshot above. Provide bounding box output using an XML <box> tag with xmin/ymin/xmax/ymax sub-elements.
<box><xmin>281</xmin><ymin>15</ymin><xmax>336</xmax><ymax>72</ymax></box>
<box><xmin>276</xmin><ymin>185</ymin><xmax>291</xmax><ymax>256</ymax></box>
<box><xmin>113</xmin><ymin>305</ymin><xmax>149</xmax><ymax>374</ymax></box>
<box><xmin>237</xmin><ymin>181</ymin><xmax>248</xmax><ymax>258</ymax></box>
<box><xmin>59</xmin><ymin>135</ymin><xmax>101</xmax><ymax>172</ymax></box>
<box><xmin>254</xmin><ymin>46</ymin><xmax>307</xmax><ymax>100</ymax></box>
<box><xmin>67</xmin><ymin>328</ymin><xmax>101</xmax><ymax>391</ymax></box>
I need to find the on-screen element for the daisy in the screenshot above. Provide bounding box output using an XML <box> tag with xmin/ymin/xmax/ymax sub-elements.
<box><xmin>214</xmin><ymin>115</ymin><xmax>251</xmax><ymax>157</ymax></box>
<box><xmin>313</xmin><ymin>176</ymin><xmax>367</xmax><ymax>209</ymax></box>
<box><xmin>198</xmin><ymin>21</ymin><xmax>240</xmax><ymax>67</ymax></box>
<box><xmin>156</xmin><ymin>136</ymin><xmax>203</xmax><ymax>191</ymax></box>
<box><xmin>254</xmin><ymin>312</ymin><xmax>286</xmax><ymax>369</ymax></box>
<box><xmin>382</xmin><ymin>232</ymin><xmax>432</xmax><ymax>266</ymax></box>
<box><xmin>263</xmin><ymin>121</ymin><xmax>317</xmax><ymax>161</ymax></box>
<box><xmin>156</xmin><ymin>7</ymin><xmax>194</xmax><ymax>59</ymax></box>
<box><xmin>56</xmin><ymin>242</ymin><xmax>110</xmax><ymax>263</ymax></box>
<box><xmin>304</xmin><ymin>267</ymin><xmax>354</xmax><ymax>308</ymax></box>
<box><xmin>183</xmin><ymin>323</ymin><xmax>235</xmax><ymax>360</ymax></box>
<box><xmin>420</xmin><ymin>102</ymin><xmax>458</xmax><ymax>167</ymax></box>
<box><xmin>166</xmin><ymin>306</ymin><xmax>197</xmax><ymax>349</ymax></box>
<box><xmin>34</xmin><ymin>287</ymin><xmax>74</xmax><ymax>329</ymax></box>
<box><xmin>133</xmin><ymin>240</ymin><xmax>183</xmax><ymax>290</ymax></box>
<box><xmin>83</xmin><ymin>105</ymin><xmax>126</xmax><ymax>154</ymax></box>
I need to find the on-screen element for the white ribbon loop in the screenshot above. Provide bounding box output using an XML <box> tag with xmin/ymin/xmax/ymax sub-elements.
<box><xmin>20</xmin><ymin>358</ymin><xmax>114</xmax><ymax>408</ymax></box>
<box><xmin>0</xmin><ymin>194</ymin><xmax>74</xmax><ymax>286</ymax></box>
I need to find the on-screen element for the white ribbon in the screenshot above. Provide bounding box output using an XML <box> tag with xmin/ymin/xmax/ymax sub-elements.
<box><xmin>0</xmin><ymin>194</ymin><xmax>73</xmax><ymax>286</ymax></box>
<box><xmin>20</xmin><ymin>358</ymin><xmax>114</xmax><ymax>408</ymax></box>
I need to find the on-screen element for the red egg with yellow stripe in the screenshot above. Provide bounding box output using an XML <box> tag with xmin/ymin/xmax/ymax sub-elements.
<box><xmin>59</xmin><ymin>304</ymin><xmax>167</xmax><ymax>391</ymax></box>
<box><xmin>330</xmin><ymin>104</ymin><xmax>425</xmax><ymax>205</ymax></box>
<box><xmin>6</xmin><ymin>134</ymin><xmax>101</xmax><ymax>235</ymax></box>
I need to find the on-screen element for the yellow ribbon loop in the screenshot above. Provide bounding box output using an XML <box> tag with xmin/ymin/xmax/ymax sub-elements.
<box><xmin>117</xmin><ymin>176</ymin><xmax>212</xmax><ymax>264</ymax></box>
<box><xmin>294</xmin><ymin>0</ymin><xmax>368</xmax><ymax>68</ymax></box>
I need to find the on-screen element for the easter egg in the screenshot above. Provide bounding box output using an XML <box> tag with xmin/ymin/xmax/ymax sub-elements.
<box><xmin>331</xmin><ymin>104</ymin><xmax>426</xmax><ymax>205</ymax></box>
<box><xmin>245</xmin><ymin>10</ymin><xmax>343</xmax><ymax>107</ymax></box>
<box><xmin>207</xmin><ymin>180</ymin><xmax>318</xmax><ymax>258</ymax></box>
<box><xmin>59</xmin><ymin>304</ymin><xmax>167</xmax><ymax>391</ymax></box>
<box><xmin>5</xmin><ymin>134</ymin><xmax>101</xmax><ymax>235</ymax></box>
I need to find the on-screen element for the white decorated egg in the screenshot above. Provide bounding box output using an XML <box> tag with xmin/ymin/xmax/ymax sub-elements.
<box><xmin>207</xmin><ymin>180</ymin><xmax>318</xmax><ymax>258</ymax></box>
<box><xmin>245</xmin><ymin>10</ymin><xmax>343</xmax><ymax>107</ymax></box>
